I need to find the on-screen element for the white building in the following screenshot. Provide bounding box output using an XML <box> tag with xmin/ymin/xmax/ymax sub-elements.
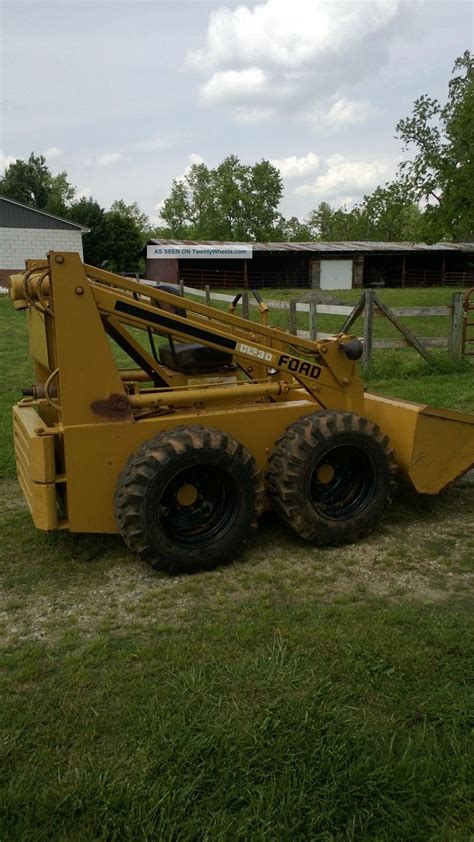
<box><xmin>0</xmin><ymin>195</ymin><xmax>89</xmax><ymax>287</ymax></box>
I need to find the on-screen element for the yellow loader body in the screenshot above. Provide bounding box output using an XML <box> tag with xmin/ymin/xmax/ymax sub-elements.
<box><xmin>8</xmin><ymin>252</ymin><xmax>473</xmax><ymax>572</ymax></box>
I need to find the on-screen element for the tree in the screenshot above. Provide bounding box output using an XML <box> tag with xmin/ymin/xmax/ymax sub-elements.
<box><xmin>160</xmin><ymin>179</ymin><xmax>191</xmax><ymax>239</ymax></box>
<box><xmin>396</xmin><ymin>50</ymin><xmax>473</xmax><ymax>241</ymax></box>
<box><xmin>357</xmin><ymin>182</ymin><xmax>425</xmax><ymax>241</ymax></box>
<box><xmin>307</xmin><ymin>182</ymin><xmax>426</xmax><ymax>243</ymax></box>
<box><xmin>101</xmin><ymin>210</ymin><xmax>143</xmax><ymax>273</ymax></box>
<box><xmin>184</xmin><ymin>162</ymin><xmax>217</xmax><ymax>237</ymax></box>
<box><xmin>68</xmin><ymin>197</ymin><xmax>107</xmax><ymax>266</ymax></box>
<box><xmin>276</xmin><ymin>215</ymin><xmax>313</xmax><ymax>241</ymax></box>
<box><xmin>0</xmin><ymin>153</ymin><xmax>75</xmax><ymax>216</ymax></box>
<box><xmin>68</xmin><ymin>197</ymin><xmax>144</xmax><ymax>270</ymax></box>
<box><xmin>245</xmin><ymin>159</ymin><xmax>284</xmax><ymax>240</ymax></box>
<box><xmin>308</xmin><ymin>201</ymin><xmax>365</xmax><ymax>240</ymax></box>
<box><xmin>160</xmin><ymin>155</ymin><xmax>283</xmax><ymax>240</ymax></box>
<box><xmin>109</xmin><ymin>199</ymin><xmax>151</xmax><ymax>239</ymax></box>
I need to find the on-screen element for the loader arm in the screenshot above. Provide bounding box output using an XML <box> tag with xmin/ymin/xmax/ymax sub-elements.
<box><xmin>10</xmin><ymin>252</ymin><xmax>367</xmax><ymax>419</ymax></box>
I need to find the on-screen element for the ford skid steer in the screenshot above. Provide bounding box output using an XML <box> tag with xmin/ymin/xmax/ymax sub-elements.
<box><xmin>9</xmin><ymin>253</ymin><xmax>474</xmax><ymax>573</ymax></box>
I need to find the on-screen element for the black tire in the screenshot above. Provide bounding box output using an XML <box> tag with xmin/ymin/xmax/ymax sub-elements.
<box><xmin>115</xmin><ymin>425</ymin><xmax>264</xmax><ymax>573</ymax></box>
<box><xmin>267</xmin><ymin>411</ymin><xmax>396</xmax><ymax>546</ymax></box>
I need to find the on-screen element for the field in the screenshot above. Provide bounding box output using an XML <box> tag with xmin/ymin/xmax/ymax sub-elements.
<box><xmin>1</xmin><ymin>290</ymin><xmax>473</xmax><ymax>841</ymax></box>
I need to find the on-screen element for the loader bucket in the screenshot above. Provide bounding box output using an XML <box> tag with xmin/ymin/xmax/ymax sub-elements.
<box><xmin>364</xmin><ymin>393</ymin><xmax>474</xmax><ymax>494</ymax></box>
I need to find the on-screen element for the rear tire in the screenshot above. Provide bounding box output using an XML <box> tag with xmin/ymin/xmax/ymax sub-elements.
<box><xmin>267</xmin><ymin>411</ymin><xmax>396</xmax><ymax>546</ymax></box>
<box><xmin>115</xmin><ymin>425</ymin><xmax>264</xmax><ymax>573</ymax></box>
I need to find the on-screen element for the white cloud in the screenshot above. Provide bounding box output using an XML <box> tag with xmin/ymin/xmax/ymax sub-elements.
<box><xmin>324</xmin><ymin>97</ymin><xmax>371</xmax><ymax>126</ymax></box>
<box><xmin>188</xmin><ymin>0</ymin><xmax>400</xmax><ymax>72</ymax></box>
<box><xmin>94</xmin><ymin>152</ymin><xmax>123</xmax><ymax>167</ymax></box>
<box><xmin>128</xmin><ymin>132</ymin><xmax>183</xmax><ymax>154</ymax></box>
<box><xmin>76</xmin><ymin>187</ymin><xmax>93</xmax><ymax>200</ymax></box>
<box><xmin>333</xmin><ymin>195</ymin><xmax>356</xmax><ymax>209</ymax></box>
<box><xmin>152</xmin><ymin>153</ymin><xmax>205</xmax><ymax>222</ymax></box>
<box><xmin>152</xmin><ymin>199</ymin><xmax>166</xmax><ymax>225</ymax></box>
<box><xmin>44</xmin><ymin>146</ymin><xmax>64</xmax><ymax>159</ymax></box>
<box><xmin>188</xmin><ymin>0</ymin><xmax>406</xmax><ymax>120</ymax></box>
<box><xmin>296</xmin><ymin>154</ymin><xmax>394</xmax><ymax>198</ymax></box>
<box><xmin>270</xmin><ymin>152</ymin><xmax>320</xmax><ymax>179</ymax></box>
<box><xmin>0</xmin><ymin>151</ymin><xmax>17</xmax><ymax>172</ymax></box>
<box><xmin>176</xmin><ymin>152</ymin><xmax>205</xmax><ymax>182</ymax></box>
<box><xmin>231</xmin><ymin>106</ymin><xmax>276</xmax><ymax>123</ymax></box>
<box><xmin>201</xmin><ymin>67</ymin><xmax>268</xmax><ymax>105</ymax></box>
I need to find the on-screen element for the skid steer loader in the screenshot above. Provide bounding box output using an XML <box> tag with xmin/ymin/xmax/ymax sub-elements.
<box><xmin>9</xmin><ymin>252</ymin><xmax>474</xmax><ymax>573</ymax></box>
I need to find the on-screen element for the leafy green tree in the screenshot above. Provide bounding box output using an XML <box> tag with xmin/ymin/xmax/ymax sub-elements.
<box><xmin>357</xmin><ymin>182</ymin><xmax>425</xmax><ymax>241</ymax></box>
<box><xmin>245</xmin><ymin>159</ymin><xmax>284</xmax><ymax>240</ymax></box>
<box><xmin>0</xmin><ymin>153</ymin><xmax>75</xmax><ymax>216</ymax></box>
<box><xmin>69</xmin><ymin>197</ymin><xmax>144</xmax><ymax>270</ymax></box>
<box><xmin>396</xmin><ymin>50</ymin><xmax>473</xmax><ymax>241</ymax></box>
<box><xmin>68</xmin><ymin>197</ymin><xmax>108</xmax><ymax>265</ymax></box>
<box><xmin>186</xmin><ymin>162</ymin><xmax>217</xmax><ymax>237</ymax></box>
<box><xmin>160</xmin><ymin>179</ymin><xmax>191</xmax><ymax>239</ymax></box>
<box><xmin>101</xmin><ymin>210</ymin><xmax>143</xmax><ymax>273</ymax></box>
<box><xmin>109</xmin><ymin>199</ymin><xmax>151</xmax><ymax>239</ymax></box>
<box><xmin>308</xmin><ymin>183</ymin><xmax>425</xmax><ymax>243</ymax></box>
<box><xmin>212</xmin><ymin>155</ymin><xmax>248</xmax><ymax>239</ymax></box>
<box><xmin>276</xmin><ymin>215</ymin><xmax>314</xmax><ymax>241</ymax></box>
<box><xmin>308</xmin><ymin>201</ymin><xmax>365</xmax><ymax>240</ymax></box>
<box><xmin>160</xmin><ymin>155</ymin><xmax>283</xmax><ymax>240</ymax></box>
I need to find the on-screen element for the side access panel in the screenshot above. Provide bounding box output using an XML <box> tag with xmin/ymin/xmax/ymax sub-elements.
<box><xmin>12</xmin><ymin>404</ymin><xmax>60</xmax><ymax>530</ymax></box>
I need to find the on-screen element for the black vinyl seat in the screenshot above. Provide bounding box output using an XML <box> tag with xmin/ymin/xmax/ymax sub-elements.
<box><xmin>159</xmin><ymin>342</ymin><xmax>233</xmax><ymax>372</ymax></box>
<box><xmin>154</xmin><ymin>282</ymin><xmax>233</xmax><ymax>373</ymax></box>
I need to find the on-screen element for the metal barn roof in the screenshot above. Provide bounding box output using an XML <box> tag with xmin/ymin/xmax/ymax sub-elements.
<box><xmin>148</xmin><ymin>239</ymin><xmax>473</xmax><ymax>254</ymax></box>
<box><xmin>0</xmin><ymin>196</ymin><xmax>90</xmax><ymax>232</ymax></box>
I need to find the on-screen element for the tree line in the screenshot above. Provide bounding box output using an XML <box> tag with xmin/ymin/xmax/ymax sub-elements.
<box><xmin>0</xmin><ymin>51</ymin><xmax>471</xmax><ymax>271</ymax></box>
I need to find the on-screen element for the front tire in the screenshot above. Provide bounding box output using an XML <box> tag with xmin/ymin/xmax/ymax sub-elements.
<box><xmin>267</xmin><ymin>411</ymin><xmax>396</xmax><ymax>546</ymax></box>
<box><xmin>115</xmin><ymin>425</ymin><xmax>264</xmax><ymax>573</ymax></box>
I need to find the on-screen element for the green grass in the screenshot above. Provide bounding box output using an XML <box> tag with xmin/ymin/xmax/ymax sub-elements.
<box><xmin>366</xmin><ymin>350</ymin><xmax>474</xmax><ymax>411</ymax></box>
<box><xmin>3</xmin><ymin>601</ymin><xmax>473</xmax><ymax>841</ymax></box>
<box><xmin>1</xmin><ymin>290</ymin><xmax>474</xmax><ymax>840</ymax></box>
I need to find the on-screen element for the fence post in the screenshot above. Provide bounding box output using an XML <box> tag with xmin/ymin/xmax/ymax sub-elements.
<box><xmin>309</xmin><ymin>298</ymin><xmax>317</xmax><ymax>341</ymax></box>
<box><xmin>242</xmin><ymin>290</ymin><xmax>249</xmax><ymax>319</ymax></box>
<box><xmin>448</xmin><ymin>292</ymin><xmax>464</xmax><ymax>358</ymax></box>
<box><xmin>205</xmin><ymin>284</ymin><xmax>211</xmax><ymax>307</ymax></box>
<box><xmin>363</xmin><ymin>289</ymin><xmax>374</xmax><ymax>369</ymax></box>
<box><xmin>289</xmin><ymin>298</ymin><xmax>297</xmax><ymax>335</ymax></box>
<box><xmin>179</xmin><ymin>278</ymin><xmax>184</xmax><ymax>296</ymax></box>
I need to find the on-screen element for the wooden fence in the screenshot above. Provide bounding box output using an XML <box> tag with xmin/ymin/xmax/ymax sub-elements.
<box><xmin>156</xmin><ymin>282</ymin><xmax>465</xmax><ymax>368</ymax></box>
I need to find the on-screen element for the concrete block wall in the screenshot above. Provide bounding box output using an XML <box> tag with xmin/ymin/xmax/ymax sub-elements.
<box><xmin>0</xmin><ymin>228</ymin><xmax>84</xmax><ymax>280</ymax></box>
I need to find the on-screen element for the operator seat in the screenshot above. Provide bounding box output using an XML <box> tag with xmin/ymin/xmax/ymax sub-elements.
<box><xmin>154</xmin><ymin>283</ymin><xmax>233</xmax><ymax>373</ymax></box>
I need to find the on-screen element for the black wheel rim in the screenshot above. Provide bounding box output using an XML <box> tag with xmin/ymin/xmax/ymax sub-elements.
<box><xmin>309</xmin><ymin>444</ymin><xmax>376</xmax><ymax>521</ymax></box>
<box><xmin>159</xmin><ymin>462</ymin><xmax>239</xmax><ymax>548</ymax></box>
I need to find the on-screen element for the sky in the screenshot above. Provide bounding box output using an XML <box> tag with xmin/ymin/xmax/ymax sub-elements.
<box><xmin>1</xmin><ymin>0</ymin><xmax>472</xmax><ymax>224</ymax></box>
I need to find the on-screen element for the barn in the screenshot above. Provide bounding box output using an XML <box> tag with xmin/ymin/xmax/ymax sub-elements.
<box><xmin>0</xmin><ymin>196</ymin><xmax>89</xmax><ymax>287</ymax></box>
<box><xmin>145</xmin><ymin>239</ymin><xmax>474</xmax><ymax>290</ymax></box>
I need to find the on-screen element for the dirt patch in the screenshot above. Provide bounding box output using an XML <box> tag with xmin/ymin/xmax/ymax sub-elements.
<box><xmin>1</xmin><ymin>477</ymin><xmax>473</xmax><ymax>646</ymax></box>
<box><xmin>0</xmin><ymin>480</ymin><xmax>27</xmax><ymax>511</ymax></box>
